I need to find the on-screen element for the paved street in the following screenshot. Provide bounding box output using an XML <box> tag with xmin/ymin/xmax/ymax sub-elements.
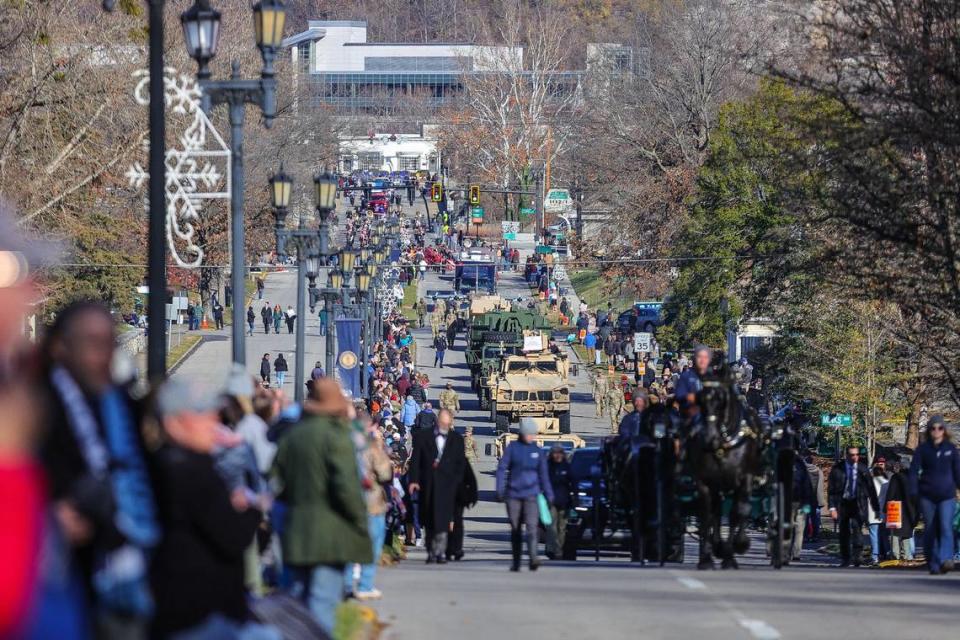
<box><xmin>371</xmin><ymin>260</ymin><xmax>960</xmax><ymax>640</ymax></box>
<box><xmin>169</xmin><ymin>210</ymin><xmax>960</xmax><ymax>640</ymax></box>
<box><xmin>172</xmin><ymin>268</ymin><xmax>329</xmax><ymax>393</ymax></box>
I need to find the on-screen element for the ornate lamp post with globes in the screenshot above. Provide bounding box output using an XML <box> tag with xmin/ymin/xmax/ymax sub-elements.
<box><xmin>269</xmin><ymin>166</ymin><xmax>337</xmax><ymax>402</ymax></box>
<box><xmin>181</xmin><ymin>0</ymin><xmax>287</xmax><ymax>367</ymax></box>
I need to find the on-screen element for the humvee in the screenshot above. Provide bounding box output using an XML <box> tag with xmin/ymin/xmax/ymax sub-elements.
<box><xmin>489</xmin><ymin>331</ymin><xmax>572</xmax><ymax>434</ymax></box>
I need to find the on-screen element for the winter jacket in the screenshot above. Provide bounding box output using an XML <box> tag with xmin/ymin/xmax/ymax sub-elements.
<box><xmin>271</xmin><ymin>413</ymin><xmax>371</xmax><ymax>565</ymax></box>
<box><xmin>273</xmin><ymin>357</ymin><xmax>288</xmax><ymax>373</ymax></box>
<box><xmin>415</xmin><ymin>408</ymin><xmax>437</xmax><ymax>432</ymax></box>
<box><xmin>259</xmin><ymin>359</ymin><xmax>270</xmax><ymax>377</ymax></box>
<box><xmin>909</xmin><ymin>439</ymin><xmax>960</xmax><ymax>501</ymax></box>
<box><xmin>548</xmin><ymin>458</ymin><xmax>572</xmax><ymax>510</ymax></box>
<box><xmin>868</xmin><ymin>476</ymin><xmax>889</xmax><ymax>524</ymax></box>
<box><xmin>409</xmin><ymin>383</ymin><xmax>427</xmax><ymax>405</ymax></box>
<box><xmin>496</xmin><ymin>440</ymin><xmax>554</xmax><ymax>502</ymax></box>
<box><xmin>399</xmin><ymin>397</ymin><xmax>420</xmax><ymax>427</ymax></box>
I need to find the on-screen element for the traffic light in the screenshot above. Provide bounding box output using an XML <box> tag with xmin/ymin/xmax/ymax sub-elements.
<box><xmin>469</xmin><ymin>184</ymin><xmax>481</xmax><ymax>205</ymax></box>
<box><xmin>431</xmin><ymin>182</ymin><xmax>443</xmax><ymax>202</ymax></box>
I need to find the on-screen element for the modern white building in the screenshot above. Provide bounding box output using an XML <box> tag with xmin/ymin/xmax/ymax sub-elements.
<box><xmin>282</xmin><ymin>20</ymin><xmax>523</xmax><ymax>115</ymax></box>
<box><xmin>338</xmin><ymin>127</ymin><xmax>441</xmax><ymax>174</ymax></box>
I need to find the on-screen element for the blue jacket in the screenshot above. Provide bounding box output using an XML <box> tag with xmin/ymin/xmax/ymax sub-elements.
<box><xmin>399</xmin><ymin>397</ymin><xmax>419</xmax><ymax>427</ymax></box>
<box><xmin>909</xmin><ymin>439</ymin><xmax>960</xmax><ymax>501</ymax></box>
<box><xmin>584</xmin><ymin>333</ymin><xmax>597</xmax><ymax>349</ymax></box>
<box><xmin>496</xmin><ymin>441</ymin><xmax>554</xmax><ymax>502</ymax></box>
<box><xmin>674</xmin><ymin>369</ymin><xmax>702</xmax><ymax>408</ymax></box>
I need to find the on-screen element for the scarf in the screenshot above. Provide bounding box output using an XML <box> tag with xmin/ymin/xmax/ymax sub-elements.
<box><xmin>50</xmin><ymin>367</ymin><xmax>159</xmax><ymax>616</ymax></box>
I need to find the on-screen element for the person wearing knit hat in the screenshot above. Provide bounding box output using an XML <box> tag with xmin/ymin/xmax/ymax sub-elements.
<box><xmin>496</xmin><ymin>417</ymin><xmax>554</xmax><ymax>572</ymax></box>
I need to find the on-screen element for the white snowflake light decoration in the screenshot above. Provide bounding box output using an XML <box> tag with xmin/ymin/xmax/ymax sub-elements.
<box><xmin>126</xmin><ymin>68</ymin><xmax>231</xmax><ymax>268</ymax></box>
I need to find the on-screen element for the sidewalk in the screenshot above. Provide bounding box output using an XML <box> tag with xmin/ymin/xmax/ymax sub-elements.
<box><xmin>172</xmin><ymin>269</ymin><xmax>329</xmax><ymax>394</ymax></box>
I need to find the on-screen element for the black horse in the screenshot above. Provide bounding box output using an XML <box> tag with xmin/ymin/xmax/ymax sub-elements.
<box><xmin>684</xmin><ymin>367</ymin><xmax>763</xmax><ymax>570</ymax></box>
<box><xmin>602</xmin><ymin>401</ymin><xmax>679</xmax><ymax>563</ymax></box>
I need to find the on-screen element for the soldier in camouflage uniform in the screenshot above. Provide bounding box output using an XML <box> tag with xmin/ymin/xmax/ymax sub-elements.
<box><xmin>430</xmin><ymin>306</ymin><xmax>442</xmax><ymax>338</ymax></box>
<box><xmin>606</xmin><ymin>383</ymin><xmax>625</xmax><ymax>434</ymax></box>
<box><xmin>439</xmin><ymin>381</ymin><xmax>461</xmax><ymax>413</ymax></box>
<box><xmin>464</xmin><ymin>426</ymin><xmax>479</xmax><ymax>463</ymax></box>
<box><xmin>593</xmin><ymin>371</ymin><xmax>608</xmax><ymax>418</ymax></box>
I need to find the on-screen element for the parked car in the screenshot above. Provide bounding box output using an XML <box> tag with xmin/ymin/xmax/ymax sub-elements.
<box><xmin>617</xmin><ymin>304</ymin><xmax>662</xmax><ymax>334</ymax></box>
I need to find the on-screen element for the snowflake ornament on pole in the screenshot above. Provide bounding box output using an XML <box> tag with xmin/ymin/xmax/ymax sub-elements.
<box><xmin>126</xmin><ymin>68</ymin><xmax>231</xmax><ymax>268</ymax></box>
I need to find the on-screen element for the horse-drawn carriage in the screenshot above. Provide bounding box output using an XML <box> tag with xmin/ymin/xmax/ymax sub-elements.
<box><xmin>594</xmin><ymin>364</ymin><xmax>806</xmax><ymax>569</ymax></box>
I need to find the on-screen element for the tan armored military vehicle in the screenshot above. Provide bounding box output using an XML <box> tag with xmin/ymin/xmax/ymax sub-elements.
<box><xmin>491</xmin><ymin>416</ymin><xmax>585</xmax><ymax>459</ymax></box>
<box><xmin>489</xmin><ymin>331</ymin><xmax>572</xmax><ymax>435</ymax></box>
<box><xmin>469</xmin><ymin>294</ymin><xmax>512</xmax><ymax>316</ymax></box>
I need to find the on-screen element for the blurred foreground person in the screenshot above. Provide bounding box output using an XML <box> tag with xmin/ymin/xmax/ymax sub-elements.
<box><xmin>150</xmin><ymin>379</ymin><xmax>276</xmax><ymax>640</ymax></box>
<box><xmin>273</xmin><ymin>378</ymin><xmax>370</xmax><ymax>635</ymax></box>
<box><xmin>40</xmin><ymin>301</ymin><xmax>159</xmax><ymax>639</ymax></box>
<box><xmin>0</xmin><ymin>204</ymin><xmax>83</xmax><ymax>639</ymax></box>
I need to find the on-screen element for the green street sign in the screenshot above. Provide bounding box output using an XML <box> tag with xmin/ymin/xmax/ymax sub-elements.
<box><xmin>820</xmin><ymin>413</ymin><xmax>853</xmax><ymax>428</ymax></box>
<box><xmin>471</xmin><ymin>206</ymin><xmax>484</xmax><ymax>222</ymax></box>
<box><xmin>503</xmin><ymin>232</ymin><xmax>517</xmax><ymax>240</ymax></box>
<box><xmin>519</xmin><ymin>207</ymin><xmax>535</xmax><ymax>216</ymax></box>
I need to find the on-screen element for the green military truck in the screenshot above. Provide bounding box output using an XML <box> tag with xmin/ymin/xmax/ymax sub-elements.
<box><xmin>465</xmin><ymin>309</ymin><xmax>551</xmax><ymax>390</ymax></box>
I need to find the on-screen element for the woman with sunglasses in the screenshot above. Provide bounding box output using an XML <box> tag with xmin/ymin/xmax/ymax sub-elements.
<box><xmin>909</xmin><ymin>416</ymin><xmax>960</xmax><ymax>574</ymax></box>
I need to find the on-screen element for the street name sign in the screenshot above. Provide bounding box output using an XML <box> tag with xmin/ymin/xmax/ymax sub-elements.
<box><xmin>820</xmin><ymin>413</ymin><xmax>853</xmax><ymax>428</ymax></box>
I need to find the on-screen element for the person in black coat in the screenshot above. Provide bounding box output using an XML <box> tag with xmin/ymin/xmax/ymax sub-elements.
<box><xmin>409</xmin><ymin>380</ymin><xmax>427</xmax><ymax>405</ymax></box>
<box><xmin>884</xmin><ymin>460</ymin><xmax>918</xmax><ymax>560</ymax></box>
<box><xmin>408</xmin><ymin>409</ymin><xmax>466</xmax><ymax>564</ymax></box>
<box><xmin>545</xmin><ymin>446</ymin><xmax>572</xmax><ymax>559</ymax></box>
<box><xmin>259</xmin><ymin>353</ymin><xmax>271</xmax><ymax>385</ymax></box>
<box><xmin>150</xmin><ymin>380</ymin><xmax>263</xmax><ymax>638</ymax></box>
<box><xmin>828</xmin><ymin>446</ymin><xmax>880</xmax><ymax>567</ymax></box>
<box><xmin>446</xmin><ymin>460</ymin><xmax>478</xmax><ymax>561</ymax></box>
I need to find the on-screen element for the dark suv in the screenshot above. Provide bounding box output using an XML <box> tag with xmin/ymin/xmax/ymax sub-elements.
<box><xmin>617</xmin><ymin>305</ymin><xmax>661</xmax><ymax>334</ymax></box>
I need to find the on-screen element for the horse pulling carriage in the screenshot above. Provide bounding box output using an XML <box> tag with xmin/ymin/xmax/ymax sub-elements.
<box><xmin>596</xmin><ymin>363</ymin><xmax>804</xmax><ymax>569</ymax></box>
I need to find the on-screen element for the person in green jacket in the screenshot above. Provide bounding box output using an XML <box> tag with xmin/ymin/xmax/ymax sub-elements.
<box><xmin>273</xmin><ymin>377</ymin><xmax>371</xmax><ymax>635</ymax></box>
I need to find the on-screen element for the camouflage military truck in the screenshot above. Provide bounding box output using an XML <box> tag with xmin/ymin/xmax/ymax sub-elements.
<box><xmin>465</xmin><ymin>308</ymin><xmax>550</xmax><ymax>390</ymax></box>
<box><xmin>489</xmin><ymin>331</ymin><xmax>573</xmax><ymax>435</ymax></box>
<box><xmin>491</xmin><ymin>416</ymin><xmax>585</xmax><ymax>459</ymax></box>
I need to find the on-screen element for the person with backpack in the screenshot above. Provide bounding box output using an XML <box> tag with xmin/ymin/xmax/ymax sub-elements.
<box><xmin>433</xmin><ymin>333</ymin><xmax>447</xmax><ymax>368</ymax></box>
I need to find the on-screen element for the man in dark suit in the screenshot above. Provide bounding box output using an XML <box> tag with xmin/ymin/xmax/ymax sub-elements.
<box><xmin>408</xmin><ymin>408</ymin><xmax>466</xmax><ymax>564</ymax></box>
<box><xmin>828</xmin><ymin>446</ymin><xmax>880</xmax><ymax>566</ymax></box>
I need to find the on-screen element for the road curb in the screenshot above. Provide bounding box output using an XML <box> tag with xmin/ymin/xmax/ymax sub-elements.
<box><xmin>168</xmin><ymin>335</ymin><xmax>204</xmax><ymax>374</ymax></box>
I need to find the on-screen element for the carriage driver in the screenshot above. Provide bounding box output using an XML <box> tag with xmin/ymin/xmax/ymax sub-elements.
<box><xmin>618</xmin><ymin>390</ymin><xmax>649</xmax><ymax>440</ymax></box>
<box><xmin>674</xmin><ymin>345</ymin><xmax>712</xmax><ymax>434</ymax></box>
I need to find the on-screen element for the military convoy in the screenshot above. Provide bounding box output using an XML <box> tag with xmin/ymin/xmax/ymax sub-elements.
<box><xmin>460</xmin><ymin>296</ymin><xmax>583</xmax><ymax>457</ymax></box>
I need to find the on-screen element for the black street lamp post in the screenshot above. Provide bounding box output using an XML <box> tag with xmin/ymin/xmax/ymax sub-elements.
<box><xmin>269</xmin><ymin>168</ymin><xmax>336</xmax><ymax>403</ymax></box>
<box><xmin>102</xmin><ymin>0</ymin><xmax>169</xmax><ymax>381</ymax></box>
<box><xmin>181</xmin><ymin>0</ymin><xmax>286</xmax><ymax>367</ymax></box>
